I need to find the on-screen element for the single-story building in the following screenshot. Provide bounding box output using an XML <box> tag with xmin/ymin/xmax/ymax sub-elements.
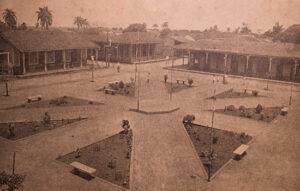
<box><xmin>91</xmin><ymin>32</ymin><xmax>163</xmax><ymax>63</ymax></box>
<box><xmin>0</xmin><ymin>30</ymin><xmax>99</xmax><ymax>75</ymax></box>
<box><xmin>174</xmin><ymin>38</ymin><xmax>300</xmax><ymax>82</ymax></box>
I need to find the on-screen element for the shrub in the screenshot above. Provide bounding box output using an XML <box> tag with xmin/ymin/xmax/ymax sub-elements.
<box><xmin>164</xmin><ymin>74</ymin><xmax>168</xmax><ymax>83</ymax></box>
<box><xmin>225</xmin><ymin>105</ymin><xmax>235</xmax><ymax>111</ymax></box>
<box><xmin>188</xmin><ymin>78</ymin><xmax>193</xmax><ymax>87</ymax></box>
<box><xmin>252</xmin><ymin>90</ymin><xmax>259</xmax><ymax>96</ymax></box>
<box><xmin>182</xmin><ymin>114</ymin><xmax>195</xmax><ymax>124</ymax></box>
<box><xmin>119</xmin><ymin>81</ymin><xmax>124</xmax><ymax>89</ymax></box>
<box><xmin>256</xmin><ymin>104</ymin><xmax>263</xmax><ymax>114</ymax></box>
<box><xmin>246</xmin><ymin>111</ymin><xmax>254</xmax><ymax>118</ymax></box>
<box><xmin>239</xmin><ymin>105</ymin><xmax>246</xmax><ymax>111</ymax></box>
<box><xmin>240</xmin><ymin>132</ymin><xmax>247</xmax><ymax>139</ymax></box>
<box><xmin>213</xmin><ymin>136</ymin><xmax>218</xmax><ymax>144</ymax></box>
<box><xmin>260</xmin><ymin>113</ymin><xmax>265</xmax><ymax>120</ymax></box>
<box><xmin>43</xmin><ymin>112</ymin><xmax>51</xmax><ymax>124</ymax></box>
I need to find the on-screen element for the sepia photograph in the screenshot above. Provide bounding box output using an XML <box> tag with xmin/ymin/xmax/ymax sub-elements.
<box><xmin>0</xmin><ymin>0</ymin><xmax>299</xmax><ymax>190</ymax></box>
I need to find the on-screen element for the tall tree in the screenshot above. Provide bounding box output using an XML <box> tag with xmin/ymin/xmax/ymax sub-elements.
<box><xmin>2</xmin><ymin>9</ymin><xmax>17</xmax><ymax>29</ymax></box>
<box><xmin>240</xmin><ymin>22</ymin><xmax>251</xmax><ymax>34</ymax></box>
<box><xmin>82</xmin><ymin>18</ymin><xmax>89</xmax><ymax>29</ymax></box>
<box><xmin>74</xmin><ymin>16</ymin><xmax>83</xmax><ymax>30</ymax></box>
<box><xmin>36</xmin><ymin>6</ymin><xmax>53</xmax><ymax>30</ymax></box>
<box><xmin>123</xmin><ymin>23</ymin><xmax>147</xmax><ymax>33</ymax></box>
<box><xmin>162</xmin><ymin>22</ymin><xmax>168</xmax><ymax>29</ymax></box>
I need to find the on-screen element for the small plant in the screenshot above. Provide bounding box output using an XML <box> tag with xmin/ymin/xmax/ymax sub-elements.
<box><xmin>126</xmin><ymin>152</ymin><xmax>130</xmax><ymax>159</ymax></box>
<box><xmin>108</xmin><ymin>160</ymin><xmax>116</xmax><ymax>169</ymax></box>
<box><xmin>225</xmin><ymin>105</ymin><xmax>235</xmax><ymax>111</ymax></box>
<box><xmin>252</xmin><ymin>90</ymin><xmax>259</xmax><ymax>96</ymax></box>
<box><xmin>246</xmin><ymin>111</ymin><xmax>254</xmax><ymax>118</ymax></box>
<box><xmin>239</xmin><ymin>105</ymin><xmax>246</xmax><ymax>112</ymax></box>
<box><xmin>240</xmin><ymin>132</ymin><xmax>247</xmax><ymax>139</ymax></box>
<box><xmin>164</xmin><ymin>74</ymin><xmax>168</xmax><ymax>83</ymax></box>
<box><xmin>260</xmin><ymin>113</ymin><xmax>265</xmax><ymax>120</ymax></box>
<box><xmin>43</xmin><ymin>112</ymin><xmax>51</xmax><ymax>124</ymax></box>
<box><xmin>182</xmin><ymin>114</ymin><xmax>195</xmax><ymax>125</ymax></box>
<box><xmin>256</xmin><ymin>104</ymin><xmax>263</xmax><ymax>114</ymax></box>
<box><xmin>188</xmin><ymin>78</ymin><xmax>193</xmax><ymax>87</ymax></box>
<box><xmin>122</xmin><ymin>120</ymin><xmax>130</xmax><ymax>132</ymax></box>
<box><xmin>119</xmin><ymin>81</ymin><xmax>124</xmax><ymax>89</ymax></box>
<box><xmin>213</xmin><ymin>136</ymin><xmax>218</xmax><ymax>144</ymax></box>
<box><xmin>0</xmin><ymin>171</ymin><xmax>26</xmax><ymax>191</ymax></box>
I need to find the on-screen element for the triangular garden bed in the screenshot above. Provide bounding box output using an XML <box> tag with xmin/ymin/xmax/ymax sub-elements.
<box><xmin>184</xmin><ymin>123</ymin><xmax>252</xmax><ymax>177</ymax></box>
<box><xmin>57</xmin><ymin>129</ymin><xmax>133</xmax><ymax>189</ymax></box>
<box><xmin>207</xmin><ymin>88</ymin><xmax>263</xmax><ymax>99</ymax></box>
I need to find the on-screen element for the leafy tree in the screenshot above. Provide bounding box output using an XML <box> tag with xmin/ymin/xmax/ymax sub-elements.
<box><xmin>123</xmin><ymin>23</ymin><xmax>147</xmax><ymax>33</ymax></box>
<box><xmin>36</xmin><ymin>6</ymin><xmax>53</xmax><ymax>30</ymax></box>
<box><xmin>0</xmin><ymin>171</ymin><xmax>26</xmax><ymax>191</ymax></box>
<box><xmin>240</xmin><ymin>22</ymin><xmax>251</xmax><ymax>34</ymax></box>
<box><xmin>273</xmin><ymin>22</ymin><xmax>284</xmax><ymax>34</ymax></box>
<box><xmin>2</xmin><ymin>9</ymin><xmax>17</xmax><ymax>29</ymax></box>
<box><xmin>227</xmin><ymin>27</ymin><xmax>231</xmax><ymax>32</ymax></box>
<box><xmin>74</xmin><ymin>16</ymin><xmax>83</xmax><ymax>30</ymax></box>
<box><xmin>82</xmin><ymin>18</ymin><xmax>89</xmax><ymax>29</ymax></box>
<box><xmin>160</xmin><ymin>28</ymin><xmax>171</xmax><ymax>38</ymax></box>
<box><xmin>152</xmin><ymin>24</ymin><xmax>158</xmax><ymax>28</ymax></box>
<box><xmin>18</xmin><ymin>22</ymin><xmax>27</xmax><ymax>30</ymax></box>
<box><xmin>162</xmin><ymin>22</ymin><xmax>168</xmax><ymax>29</ymax></box>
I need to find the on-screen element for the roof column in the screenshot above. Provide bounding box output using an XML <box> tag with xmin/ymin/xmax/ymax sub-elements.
<box><xmin>96</xmin><ymin>49</ymin><xmax>99</xmax><ymax>61</ymax></box>
<box><xmin>62</xmin><ymin>50</ymin><xmax>66</xmax><ymax>70</ymax></box>
<box><xmin>205</xmin><ymin>52</ymin><xmax>209</xmax><ymax>70</ymax></box>
<box><xmin>22</xmin><ymin>52</ymin><xmax>26</xmax><ymax>74</ymax></box>
<box><xmin>293</xmin><ymin>59</ymin><xmax>298</xmax><ymax>81</ymax></box>
<box><xmin>246</xmin><ymin>55</ymin><xmax>250</xmax><ymax>74</ymax></box>
<box><xmin>268</xmin><ymin>57</ymin><xmax>273</xmax><ymax>80</ymax></box>
<box><xmin>224</xmin><ymin>53</ymin><xmax>228</xmax><ymax>73</ymax></box>
<box><xmin>147</xmin><ymin>44</ymin><xmax>150</xmax><ymax>60</ymax></box>
<box><xmin>80</xmin><ymin>49</ymin><xmax>83</xmax><ymax>68</ymax></box>
<box><xmin>44</xmin><ymin>51</ymin><xmax>47</xmax><ymax>72</ymax></box>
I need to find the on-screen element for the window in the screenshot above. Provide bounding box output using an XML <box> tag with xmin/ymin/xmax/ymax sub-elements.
<box><xmin>29</xmin><ymin>52</ymin><xmax>38</xmax><ymax>65</ymax></box>
<box><xmin>66</xmin><ymin>50</ymin><xmax>71</xmax><ymax>62</ymax></box>
<box><xmin>47</xmin><ymin>51</ymin><xmax>55</xmax><ymax>63</ymax></box>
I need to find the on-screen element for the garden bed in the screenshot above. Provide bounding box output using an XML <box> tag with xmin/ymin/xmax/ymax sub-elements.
<box><xmin>184</xmin><ymin>123</ymin><xmax>252</xmax><ymax>176</ymax></box>
<box><xmin>0</xmin><ymin>118</ymin><xmax>85</xmax><ymax>140</ymax></box>
<box><xmin>57</xmin><ymin>129</ymin><xmax>133</xmax><ymax>189</ymax></box>
<box><xmin>164</xmin><ymin>81</ymin><xmax>192</xmax><ymax>93</ymax></box>
<box><xmin>6</xmin><ymin>96</ymin><xmax>103</xmax><ymax>110</ymax></box>
<box><xmin>103</xmin><ymin>81</ymin><xmax>135</xmax><ymax>96</ymax></box>
<box><xmin>215</xmin><ymin>105</ymin><xmax>282</xmax><ymax>122</ymax></box>
<box><xmin>208</xmin><ymin>88</ymin><xmax>262</xmax><ymax>99</ymax></box>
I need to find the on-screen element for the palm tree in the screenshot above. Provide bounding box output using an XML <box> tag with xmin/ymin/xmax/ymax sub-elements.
<box><xmin>36</xmin><ymin>6</ymin><xmax>53</xmax><ymax>30</ymax></box>
<box><xmin>2</xmin><ymin>9</ymin><xmax>17</xmax><ymax>29</ymax></box>
<box><xmin>82</xmin><ymin>18</ymin><xmax>89</xmax><ymax>29</ymax></box>
<box><xmin>74</xmin><ymin>16</ymin><xmax>83</xmax><ymax>30</ymax></box>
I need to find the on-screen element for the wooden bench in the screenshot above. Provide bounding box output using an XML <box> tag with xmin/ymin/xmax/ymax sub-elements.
<box><xmin>280</xmin><ymin>107</ymin><xmax>288</xmax><ymax>116</ymax></box>
<box><xmin>70</xmin><ymin>161</ymin><xmax>96</xmax><ymax>176</ymax></box>
<box><xmin>26</xmin><ymin>95</ymin><xmax>42</xmax><ymax>103</ymax></box>
<box><xmin>177</xmin><ymin>80</ymin><xmax>185</xmax><ymax>84</ymax></box>
<box><xmin>233</xmin><ymin>144</ymin><xmax>249</xmax><ymax>160</ymax></box>
<box><xmin>104</xmin><ymin>88</ymin><xmax>116</xmax><ymax>95</ymax></box>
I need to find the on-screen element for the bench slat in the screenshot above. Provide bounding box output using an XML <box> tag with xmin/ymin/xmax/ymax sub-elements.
<box><xmin>70</xmin><ymin>161</ymin><xmax>96</xmax><ymax>174</ymax></box>
<box><xmin>233</xmin><ymin>144</ymin><xmax>249</xmax><ymax>155</ymax></box>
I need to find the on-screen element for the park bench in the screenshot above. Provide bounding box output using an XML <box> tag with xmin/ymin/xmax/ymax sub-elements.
<box><xmin>233</xmin><ymin>144</ymin><xmax>249</xmax><ymax>160</ymax></box>
<box><xmin>70</xmin><ymin>161</ymin><xmax>96</xmax><ymax>179</ymax></box>
<box><xmin>26</xmin><ymin>95</ymin><xmax>42</xmax><ymax>103</ymax></box>
<box><xmin>280</xmin><ymin>107</ymin><xmax>288</xmax><ymax>116</ymax></box>
<box><xmin>177</xmin><ymin>80</ymin><xmax>185</xmax><ymax>84</ymax></box>
<box><xmin>104</xmin><ymin>88</ymin><xmax>116</xmax><ymax>95</ymax></box>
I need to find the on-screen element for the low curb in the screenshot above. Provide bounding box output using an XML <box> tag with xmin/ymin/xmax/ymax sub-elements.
<box><xmin>164</xmin><ymin>67</ymin><xmax>300</xmax><ymax>87</ymax></box>
<box><xmin>128</xmin><ymin>107</ymin><xmax>180</xmax><ymax>115</ymax></box>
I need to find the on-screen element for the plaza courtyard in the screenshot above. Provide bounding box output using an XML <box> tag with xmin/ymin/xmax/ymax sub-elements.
<box><xmin>0</xmin><ymin>60</ymin><xmax>300</xmax><ymax>191</ymax></box>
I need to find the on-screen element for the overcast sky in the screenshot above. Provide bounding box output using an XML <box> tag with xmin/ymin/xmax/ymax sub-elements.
<box><xmin>1</xmin><ymin>0</ymin><xmax>299</xmax><ymax>32</ymax></box>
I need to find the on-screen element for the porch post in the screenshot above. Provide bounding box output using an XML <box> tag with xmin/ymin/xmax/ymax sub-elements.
<box><xmin>7</xmin><ymin>53</ymin><xmax>10</xmax><ymax>74</ymax></box>
<box><xmin>80</xmin><ymin>49</ymin><xmax>83</xmax><ymax>68</ymax></box>
<box><xmin>269</xmin><ymin>57</ymin><xmax>273</xmax><ymax>79</ymax></box>
<box><xmin>44</xmin><ymin>51</ymin><xmax>47</xmax><ymax>72</ymax></box>
<box><xmin>246</xmin><ymin>55</ymin><xmax>249</xmax><ymax>74</ymax></box>
<box><xmin>293</xmin><ymin>59</ymin><xmax>298</xmax><ymax>81</ymax></box>
<box><xmin>205</xmin><ymin>52</ymin><xmax>209</xmax><ymax>70</ymax></box>
<box><xmin>147</xmin><ymin>44</ymin><xmax>150</xmax><ymax>60</ymax></box>
<box><xmin>224</xmin><ymin>53</ymin><xmax>228</xmax><ymax>73</ymax></box>
<box><xmin>22</xmin><ymin>52</ymin><xmax>26</xmax><ymax>74</ymax></box>
<box><xmin>96</xmin><ymin>49</ymin><xmax>99</xmax><ymax>61</ymax></box>
<box><xmin>62</xmin><ymin>50</ymin><xmax>66</xmax><ymax>70</ymax></box>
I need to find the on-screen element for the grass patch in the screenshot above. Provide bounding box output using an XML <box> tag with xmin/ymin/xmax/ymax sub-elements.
<box><xmin>164</xmin><ymin>82</ymin><xmax>192</xmax><ymax>93</ymax></box>
<box><xmin>208</xmin><ymin>88</ymin><xmax>262</xmax><ymax>99</ymax></box>
<box><xmin>57</xmin><ymin>130</ymin><xmax>133</xmax><ymax>189</ymax></box>
<box><xmin>0</xmin><ymin>118</ymin><xmax>85</xmax><ymax>140</ymax></box>
<box><xmin>184</xmin><ymin>123</ymin><xmax>252</xmax><ymax>175</ymax></box>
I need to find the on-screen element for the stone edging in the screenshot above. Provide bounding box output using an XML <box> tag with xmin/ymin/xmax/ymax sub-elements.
<box><xmin>164</xmin><ymin>67</ymin><xmax>300</xmax><ymax>87</ymax></box>
<box><xmin>128</xmin><ymin>107</ymin><xmax>180</xmax><ymax>115</ymax></box>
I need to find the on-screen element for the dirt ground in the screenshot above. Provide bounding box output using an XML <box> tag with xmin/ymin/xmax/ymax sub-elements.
<box><xmin>0</xmin><ymin>59</ymin><xmax>299</xmax><ymax>191</ymax></box>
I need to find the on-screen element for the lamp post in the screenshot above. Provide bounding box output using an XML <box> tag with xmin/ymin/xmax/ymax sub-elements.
<box><xmin>90</xmin><ymin>56</ymin><xmax>95</xmax><ymax>82</ymax></box>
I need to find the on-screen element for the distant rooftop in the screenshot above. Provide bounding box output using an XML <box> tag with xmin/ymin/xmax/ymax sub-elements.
<box><xmin>174</xmin><ymin>38</ymin><xmax>300</xmax><ymax>59</ymax></box>
<box><xmin>0</xmin><ymin>30</ymin><xmax>99</xmax><ymax>52</ymax></box>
